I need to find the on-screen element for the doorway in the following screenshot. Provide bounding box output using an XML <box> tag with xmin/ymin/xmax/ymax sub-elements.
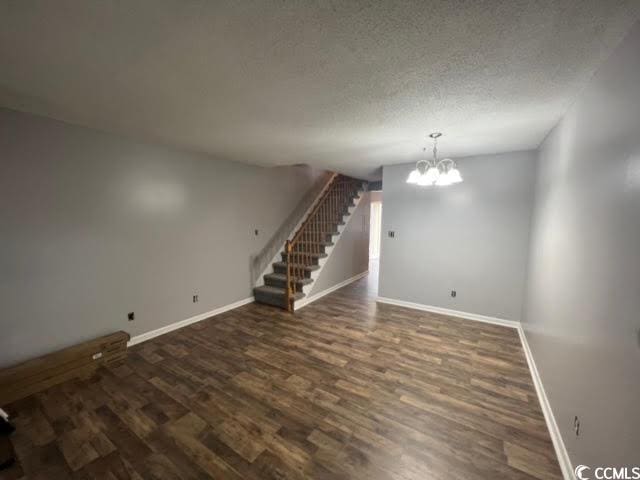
<box><xmin>368</xmin><ymin>191</ymin><xmax>382</xmax><ymax>292</ymax></box>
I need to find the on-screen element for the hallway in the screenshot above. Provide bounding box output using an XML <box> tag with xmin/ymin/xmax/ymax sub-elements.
<box><xmin>5</xmin><ymin>274</ymin><xmax>561</xmax><ymax>480</ymax></box>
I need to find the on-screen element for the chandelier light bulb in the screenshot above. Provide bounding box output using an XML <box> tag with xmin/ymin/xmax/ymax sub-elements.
<box><xmin>415</xmin><ymin>173</ymin><xmax>428</xmax><ymax>186</ymax></box>
<box><xmin>406</xmin><ymin>169</ymin><xmax>421</xmax><ymax>184</ymax></box>
<box><xmin>424</xmin><ymin>166</ymin><xmax>440</xmax><ymax>184</ymax></box>
<box><xmin>435</xmin><ymin>171</ymin><xmax>453</xmax><ymax>186</ymax></box>
<box><xmin>448</xmin><ymin>167</ymin><xmax>463</xmax><ymax>184</ymax></box>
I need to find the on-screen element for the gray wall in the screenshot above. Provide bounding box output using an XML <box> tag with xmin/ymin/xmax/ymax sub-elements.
<box><xmin>0</xmin><ymin>108</ymin><xmax>324</xmax><ymax>367</ymax></box>
<box><xmin>523</xmin><ymin>22</ymin><xmax>640</xmax><ymax>467</ymax></box>
<box><xmin>309</xmin><ymin>192</ymin><xmax>370</xmax><ymax>295</ymax></box>
<box><xmin>379</xmin><ymin>152</ymin><xmax>536</xmax><ymax>321</ymax></box>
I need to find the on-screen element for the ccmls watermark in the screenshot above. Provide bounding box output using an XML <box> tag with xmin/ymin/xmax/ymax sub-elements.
<box><xmin>575</xmin><ymin>465</ymin><xmax>640</xmax><ymax>480</ymax></box>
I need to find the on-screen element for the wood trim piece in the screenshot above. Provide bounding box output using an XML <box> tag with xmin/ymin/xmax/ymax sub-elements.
<box><xmin>0</xmin><ymin>331</ymin><xmax>129</xmax><ymax>407</ymax></box>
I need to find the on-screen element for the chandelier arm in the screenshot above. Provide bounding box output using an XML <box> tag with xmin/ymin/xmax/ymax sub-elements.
<box><xmin>436</xmin><ymin>158</ymin><xmax>456</xmax><ymax>169</ymax></box>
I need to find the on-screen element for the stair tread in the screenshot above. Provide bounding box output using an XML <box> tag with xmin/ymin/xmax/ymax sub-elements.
<box><xmin>254</xmin><ymin>285</ymin><xmax>305</xmax><ymax>300</ymax></box>
<box><xmin>296</xmin><ymin>241</ymin><xmax>334</xmax><ymax>246</ymax></box>
<box><xmin>284</xmin><ymin>252</ymin><xmax>328</xmax><ymax>258</ymax></box>
<box><xmin>314</xmin><ymin>219</ymin><xmax>346</xmax><ymax>223</ymax></box>
<box><xmin>265</xmin><ymin>273</ymin><xmax>313</xmax><ymax>285</ymax></box>
<box><xmin>273</xmin><ymin>262</ymin><xmax>320</xmax><ymax>271</ymax></box>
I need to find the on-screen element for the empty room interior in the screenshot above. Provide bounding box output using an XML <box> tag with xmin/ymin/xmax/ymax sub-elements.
<box><xmin>1</xmin><ymin>1</ymin><xmax>639</xmax><ymax>479</ymax></box>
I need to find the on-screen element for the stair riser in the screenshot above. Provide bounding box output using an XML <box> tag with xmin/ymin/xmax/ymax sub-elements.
<box><xmin>280</xmin><ymin>253</ymin><xmax>318</xmax><ymax>265</ymax></box>
<box><xmin>280</xmin><ymin>253</ymin><xmax>326</xmax><ymax>264</ymax></box>
<box><xmin>323</xmin><ymin>232</ymin><xmax>338</xmax><ymax>241</ymax></box>
<box><xmin>320</xmin><ymin>204</ymin><xmax>355</xmax><ymax>219</ymax></box>
<box><xmin>273</xmin><ymin>264</ymin><xmax>312</xmax><ymax>278</ymax></box>
<box><xmin>289</xmin><ymin>235</ymin><xmax>336</xmax><ymax>246</ymax></box>
<box><xmin>254</xmin><ymin>290</ymin><xmax>289</xmax><ymax>309</ymax></box>
<box><xmin>264</xmin><ymin>277</ymin><xmax>305</xmax><ymax>289</ymax></box>
<box><xmin>292</xmin><ymin>244</ymin><xmax>329</xmax><ymax>253</ymax></box>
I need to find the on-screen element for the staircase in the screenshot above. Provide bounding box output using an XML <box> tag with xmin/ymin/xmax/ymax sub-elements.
<box><xmin>254</xmin><ymin>174</ymin><xmax>365</xmax><ymax>311</ymax></box>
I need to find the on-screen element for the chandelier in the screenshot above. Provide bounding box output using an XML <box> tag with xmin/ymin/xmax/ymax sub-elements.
<box><xmin>406</xmin><ymin>133</ymin><xmax>463</xmax><ymax>186</ymax></box>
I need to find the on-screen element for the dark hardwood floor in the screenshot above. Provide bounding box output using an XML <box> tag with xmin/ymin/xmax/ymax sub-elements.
<box><xmin>2</xmin><ymin>266</ymin><xmax>562</xmax><ymax>480</ymax></box>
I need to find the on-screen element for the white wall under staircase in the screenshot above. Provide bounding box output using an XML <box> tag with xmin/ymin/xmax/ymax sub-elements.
<box><xmin>295</xmin><ymin>190</ymin><xmax>370</xmax><ymax>309</ymax></box>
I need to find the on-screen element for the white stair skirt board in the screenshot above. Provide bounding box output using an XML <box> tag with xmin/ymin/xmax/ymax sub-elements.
<box><xmin>517</xmin><ymin>326</ymin><xmax>573</xmax><ymax>480</ymax></box>
<box><xmin>375</xmin><ymin>295</ymin><xmax>572</xmax><ymax>480</ymax></box>
<box><xmin>375</xmin><ymin>296</ymin><xmax>519</xmax><ymax>329</ymax></box>
<box><xmin>128</xmin><ymin>296</ymin><xmax>254</xmax><ymax>347</ymax></box>
<box><xmin>294</xmin><ymin>270</ymin><xmax>369</xmax><ymax>310</ymax></box>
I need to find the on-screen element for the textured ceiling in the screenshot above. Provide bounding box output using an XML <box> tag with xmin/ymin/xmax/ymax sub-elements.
<box><xmin>1</xmin><ymin>1</ymin><xmax>639</xmax><ymax>179</ymax></box>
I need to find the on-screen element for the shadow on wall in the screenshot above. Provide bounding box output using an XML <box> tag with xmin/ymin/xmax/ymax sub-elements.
<box><xmin>249</xmin><ymin>170</ymin><xmax>332</xmax><ymax>287</ymax></box>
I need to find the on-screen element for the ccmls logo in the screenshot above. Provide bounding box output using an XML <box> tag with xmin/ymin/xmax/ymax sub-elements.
<box><xmin>575</xmin><ymin>465</ymin><xmax>591</xmax><ymax>480</ymax></box>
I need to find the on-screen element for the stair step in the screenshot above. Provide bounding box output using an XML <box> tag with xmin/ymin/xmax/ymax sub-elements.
<box><xmin>294</xmin><ymin>230</ymin><xmax>338</xmax><ymax>238</ymax></box>
<box><xmin>264</xmin><ymin>273</ymin><xmax>313</xmax><ymax>289</ymax></box>
<box><xmin>253</xmin><ymin>285</ymin><xmax>304</xmax><ymax>309</ymax></box>
<box><xmin>296</xmin><ymin>241</ymin><xmax>334</xmax><ymax>247</ymax></box>
<box><xmin>281</xmin><ymin>251</ymin><xmax>327</xmax><ymax>262</ymax></box>
<box><xmin>273</xmin><ymin>262</ymin><xmax>320</xmax><ymax>276</ymax></box>
<box><xmin>273</xmin><ymin>261</ymin><xmax>320</xmax><ymax>271</ymax></box>
<box><xmin>314</xmin><ymin>219</ymin><xmax>345</xmax><ymax>225</ymax></box>
<box><xmin>292</xmin><ymin>241</ymin><xmax>334</xmax><ymax>252</ymax></box>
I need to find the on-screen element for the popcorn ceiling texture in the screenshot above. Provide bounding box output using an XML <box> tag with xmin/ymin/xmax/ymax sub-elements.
<box><xmin>1</xmin><ymin>1</ymin><xmax>639</xmax><ymax>179</ymax></box>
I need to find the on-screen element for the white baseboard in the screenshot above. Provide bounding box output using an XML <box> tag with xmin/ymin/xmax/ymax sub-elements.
<box><xmin>295</xmin><ymin>271</ymin><xmax>369</xmax><ymax>310</ymax></box>
<box><xmin>375</xmin><ymin>296</ymin><xmax>519</xmax><ymax>329</ymax></box>
<box><xmin>517</xmin><ymin>326</ymin><xmax>573</xmax><ymax>480</ymax></box>
<box><xmin>127</xmin><ymin>296</ymin><xmax>254</xmax><ymax>347</ymax></box>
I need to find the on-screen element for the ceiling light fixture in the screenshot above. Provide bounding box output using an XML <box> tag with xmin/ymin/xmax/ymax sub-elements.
<box><xmin>406</xmin><ymin>133</ymin><xmax>463</xmax><ymax>187</ymax></box>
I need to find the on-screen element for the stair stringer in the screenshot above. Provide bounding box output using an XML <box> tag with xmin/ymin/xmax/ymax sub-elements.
<box><xmin>293</xmin><ymin>188</ymin><xmax>365</xmax><ymax>310</ymax></box>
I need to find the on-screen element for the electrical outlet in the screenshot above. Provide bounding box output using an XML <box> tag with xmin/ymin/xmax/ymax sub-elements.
<box><xmin>127</xmin><ymin>312</ymin><xmax>135</xmax><ymax>321</ymax></box>
<box><xmin>388</xmin><ymin>231</ymin><xmax>395</xmax><ymax>238</ymax></box>
<box><xmin>254</xmin><ymin>229</ymin><xmax>259</xmax><ymax>236</ymax></box>
<box><xmin>193</xmin><ymin>294</ymin><xmax>199</xmax><ymax>303</ymax></box>
<box><xmin>451</xmin><ymin>290</ymin><xmax>457</xmax><ymax>298</ymax></box>
<box><xmin>574</xmin><ymin>416</ymin><xmax>580</xmax><ymax>436</ymax></box>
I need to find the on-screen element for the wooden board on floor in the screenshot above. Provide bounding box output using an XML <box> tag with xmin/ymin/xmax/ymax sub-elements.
<box><xmin>0</xmin><ymin>331</ymin><xmax>129</xmax><ymax>406</ymax></box>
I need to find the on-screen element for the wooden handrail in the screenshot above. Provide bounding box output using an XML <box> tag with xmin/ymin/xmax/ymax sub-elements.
<box><xmin>285</xmin><ymin>173</ymin><xmax>362</xmax><ymax>311</ymax></box>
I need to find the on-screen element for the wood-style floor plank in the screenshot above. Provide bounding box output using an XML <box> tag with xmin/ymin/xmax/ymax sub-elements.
<box><xmin>2</xmin><ymin>271</ymin><xmax>561</xmax><ymax>479</ymax></box>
